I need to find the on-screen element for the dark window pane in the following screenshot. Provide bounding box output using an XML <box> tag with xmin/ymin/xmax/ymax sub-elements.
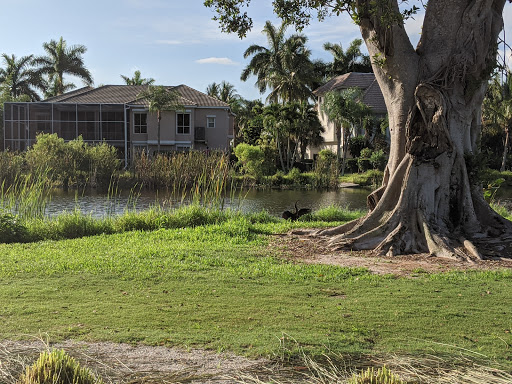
<box><xmin>29</xmin><ymin>104</ymin><xmax>52</xmax><ymax>120</ymax></box>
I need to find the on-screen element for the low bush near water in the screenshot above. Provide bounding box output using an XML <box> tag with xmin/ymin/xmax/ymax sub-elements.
<box><xmin>0</xmin><ymin>212</ymin><xmax>28</xmax><ymax>243</ymax></box>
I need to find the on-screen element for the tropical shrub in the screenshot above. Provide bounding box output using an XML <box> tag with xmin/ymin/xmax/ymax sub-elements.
<box><xmin>360</xmin><ymin>147</ymin><xmax>373</xmax><ymax>158</ymax></box>
<box><xmin>0</xmin><ymin>150</ymin><xmax>24</xmax><ymax>186</ymax></box>
<box><xmin>268</xmin><ymin>170</ymin><xmax>286</xmax><ymax>186</ymax></box>
<box><xmin>370</xmin><ymin>149</ymin><xmax>387</xmax><ymax>171</ymax></box>
<box><xmin>0</xmin><ymin>211</ymin><xmax>28</xmax><ymax>243</ymax></box>
<box><xmin>345</xmin><ymin>158</ymin><xmax>358</xmax><ymax>173</ymax></box>
<box><xmin>286</xmin><ymin>167</ymin><xmax>308</xmax><ymax>185</ymax></box>
<box><xmin>25</xmin><ymin>134</ymin><xmax>120</xmax><ymax>189</ymax></box>
<box><xmin>357</xmin><ymin>157</ymin><xmax>372</xmax><ymax>172</ymax></box>
<box><xmin>234</xmin><ymin>143</ymin><xmax>265</xmax><ymax>178</ymax></box>
<box><xmin>87</xmin><ymin>142</ymin><xmax>120</xmax><ymax>188</ymax></box>
<box><xmin>349</xmin><ymin>135</ymin><xmax>367</xmax><ymax>158</ymax></box>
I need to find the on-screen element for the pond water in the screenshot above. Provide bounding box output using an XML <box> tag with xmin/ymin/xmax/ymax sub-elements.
<box><xmin>46</xmin><ymin>187</ymin><xmax>372</xmax><ymax>218</ymax></box>
<box><xmin>44</xmin><ymin>185</ymin><xmax>512</xmax><ymax>219</ymax></box>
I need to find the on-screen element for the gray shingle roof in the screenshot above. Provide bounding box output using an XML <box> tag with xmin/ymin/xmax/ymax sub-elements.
<box><xmin>314</xmin><ymin>72</ymin><xmax>387</xmax><ymax>114</ymax></box>
<box><xmin>42</xmin><ymin>85</ymin><xmax>230</xmax><ymax>108</ymax></box>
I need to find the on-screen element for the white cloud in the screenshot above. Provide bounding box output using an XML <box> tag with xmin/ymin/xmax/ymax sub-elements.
<box><xmin>155</xmin><ymin>40</ymin><xmax>184</xmax><ymax>45</ymax></box>
<box><xmin>195</xmin><ymin>57</ymin><xmax>239</xmax><ymax>65</ymax></box>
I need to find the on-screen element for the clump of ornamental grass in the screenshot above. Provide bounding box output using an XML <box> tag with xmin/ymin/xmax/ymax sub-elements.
<box><xmin>348</xmin><ymin>366</ymin><xmax>405</xmax><ymax>384</ymax></box>
<box><xmin>16</xmin><ymin>349</ymin><xmax>103</xmax><ymax>384</ymax></box>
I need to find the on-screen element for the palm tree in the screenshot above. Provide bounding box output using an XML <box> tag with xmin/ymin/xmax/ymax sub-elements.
<box><xmin>121</xmin><ymin>70</ymin><xmax>155</xmax><ymax>85</ymax></box>
<box><xmin>241</xmin><ymin>21</ymin><xmax>315</xmax><ymax>103</ymax></box>
<box><xmin>232</xmin><ymin>99</ymin><xmax>264</xmax><ymax>146</ymax></box>
<box><xmin>206</xmin><ymin>81</ymin><xmax>240</xmax><ymax>104</ymax></box>
<box><xmin>321</xmin><ymin>88</ymin><xmax>371</xmax><ymax>175</ymax></box>
<box><xmin>323</xmin><ymin>39</ymin><xmax>372</xmax><ymax>78</ymax></box>
<box><xmin>0</xmin><ymin>54</ymin><xmax>41</xmax><ymax>101</ymax></box>
<box><xmin>137</xmin><ymin>86</ymin><xmax>183</xmax><ymax>153</ymax></box>
<box><xmin>39</xmin><ymin>75</ymin><xmax>76</xmax><ymax>99</ymax></box>
<box><xmin>33</xmin><ymin>37</ymin><xmax>93</xmax><ymax>96</ymax></box>
<box><xmin>206</xmin><ymin>82</ymin><xmax>220</xmax><ymax>99</ymax></box>
<box><xmin>483</xmin><ymin>72</ymin><xmax>512</xmax><ymax>171</ymax></box>
<box><xmin>296</xmin><ymin>102</ymin><xmax>324</xmax><ymax>160</ymax></box>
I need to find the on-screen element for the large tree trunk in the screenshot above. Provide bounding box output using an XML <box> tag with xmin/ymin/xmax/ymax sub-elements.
<box><xmin>309</xmin><ymin>0</ymin><xmax>512</xmax><ymax>260</ymax></box>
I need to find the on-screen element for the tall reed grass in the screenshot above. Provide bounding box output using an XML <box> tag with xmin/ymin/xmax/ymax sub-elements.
<box><xmin>133</xmin><ymin>150</ymin><xmax>234</xmax><ymax>207</ymax></box>
<box><xmin>0</xmin><ymin>172</ymin><xmax>52</xmax><ymax>220</ymax></box>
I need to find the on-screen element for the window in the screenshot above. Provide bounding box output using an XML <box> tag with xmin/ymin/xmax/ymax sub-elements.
<box><xmin>177</xmin><ymin>113</ymin><xmax>191</xmax><ymax>134</ymax></box>
<box><xmin>207</xmin><ymin>116</ymin><xmax>216</xmax><ymax>129</ymax></box>
<box><xmin>134</xmin><ymin>113</ymin><xmax>147</xmax><ymax>134</ymax></box>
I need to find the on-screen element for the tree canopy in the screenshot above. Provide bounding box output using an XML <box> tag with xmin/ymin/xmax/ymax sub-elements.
<box><xmin>33</xmin><ymin>37</ymin><xmax>93</xmax><ymax>96</ymax></box>
<box><xmin>0</xmin><ymin>54</ymin><xmax>41</xmax><ymax>101</ymax></box>
<box><xmin>241</xmin><ymin>20</ymin><xmax>316</xmax><ymax>103</ymax></box>
<box><xmin>121</xmin><ymin>70</ymin><xmax>155</xmax><ymax>85</ymax></box>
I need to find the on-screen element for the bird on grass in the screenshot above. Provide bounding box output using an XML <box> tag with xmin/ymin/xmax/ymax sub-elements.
<box><xmin>282</xmin><ymin>201</ymin><xmax>311</xmax><ymax>220</ymax></box>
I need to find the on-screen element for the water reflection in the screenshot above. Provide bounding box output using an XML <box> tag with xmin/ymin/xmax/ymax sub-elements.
<box><xmin>46</xmin><ymin>187</ymin><xmax>371</xmax><ymax>218</ymax></box>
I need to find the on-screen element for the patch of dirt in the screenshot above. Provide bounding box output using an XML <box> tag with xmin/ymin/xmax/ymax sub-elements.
<box><xmin>270</xmin><ymin>232</ymin><xmax>512</xmax><ymax>276</ymax></box>
<box><xmin>0</xmin><ymin>339</ymin><xmax>272</xmax><ymax>383</ymax></box>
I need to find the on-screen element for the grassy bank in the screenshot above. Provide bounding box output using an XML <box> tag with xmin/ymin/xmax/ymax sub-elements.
<box><xmin>1</xmin><ymin>215</ymin><xmax>511</xmax><ymax>368</ymax></box>
<box><xmin>0</xmin><ymin>204</ymin><xmax>364</xmax><ymax>243</ymax></box>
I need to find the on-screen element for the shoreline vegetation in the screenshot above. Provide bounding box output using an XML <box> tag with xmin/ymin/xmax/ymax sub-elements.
<box><xmin>1</xmin><ymin>133</ymin><xmax>512</xmax><ymax>243</ymax></box>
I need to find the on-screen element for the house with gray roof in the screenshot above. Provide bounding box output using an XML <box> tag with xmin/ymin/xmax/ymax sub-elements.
<box><xmin>3</xmin><ymin>85</ymin><xmax>234</xmax><ymax>164</ymax></box>
<box><xmin>309</xmin><ymin>72</ymin><xmax>387</xmax><ymax>158</ymax></box>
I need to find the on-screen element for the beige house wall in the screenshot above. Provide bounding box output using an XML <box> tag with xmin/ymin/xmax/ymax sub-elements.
<box><xmin>129</xmin><ymin>107</ymin><xmax>231</xmax><ymax>155</ymax></box>
<box><xmin>307</xmin><ymin>100</ymin><xmax>339</xmax><ymax>159</ymax></box>
<box><xmin>194</xmin><ymin>108</ymin><xmax>231</xmax><ymax>150</ymax></box>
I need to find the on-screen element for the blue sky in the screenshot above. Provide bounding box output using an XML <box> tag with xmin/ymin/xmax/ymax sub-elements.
<box><xmin>2</xmin><ymin>0</ymin><xmax>511</xmax><ymax>101</ymax></box>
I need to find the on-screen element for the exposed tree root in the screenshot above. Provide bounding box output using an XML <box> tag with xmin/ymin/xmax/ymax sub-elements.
<box><xmin>293</xmin><ymin>152</ymin><xmax>512</xmax><ymax>262</ymax></box>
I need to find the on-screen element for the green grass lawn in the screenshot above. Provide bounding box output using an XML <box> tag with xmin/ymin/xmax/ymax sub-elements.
<box><xmin>1</xmin><ymin>218</ymin><xmax>512</xmax><ymax>367</ymax></box>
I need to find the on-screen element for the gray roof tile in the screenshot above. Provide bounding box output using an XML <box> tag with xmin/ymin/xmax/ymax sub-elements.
<box><xmin>314</xmin><ymin>72</ymin><xmax>387</xmax><ymax>114</ymax></box>
<box><xmin>43</xmin><ymin>85</ymin><xmax>230</xmax><ymax>108</ymax></box>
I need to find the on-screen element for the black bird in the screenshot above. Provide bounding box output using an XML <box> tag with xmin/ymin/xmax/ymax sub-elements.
<box><xmin>282</xmin><ymin>201</ymin><xmax>311</xmax><ymax>220</ymax></box>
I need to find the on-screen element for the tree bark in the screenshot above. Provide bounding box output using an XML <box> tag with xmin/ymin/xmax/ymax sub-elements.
<box><xmin>308</xmin><ymin>0</ymin><xmax>512</xmax><ymax>259</ymax></box>
<box><xmin>501</xmin><ymin>126</ymin><xmax>509</xmax><ymax>172</ymax></box>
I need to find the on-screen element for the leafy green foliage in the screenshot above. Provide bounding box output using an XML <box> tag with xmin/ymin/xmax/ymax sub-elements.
<box><xmin>323</xmin><ymin>39</ymin><xmax>372</xmax><ymax>78</ymax></box>
<box><xmin>206</xmin><ymin>80</ymin><xmax>240</xmax><ymax>105</ymax></box>
<box><xmin>241</xmin><ymin>21</ymin><xmax>316</xmax><ymax>103</ymax></box>
<box><xmin>0</xmin><ymin>211</ymin><xmax>28</xmax><ymax>243</ymax></box>
<box><xmin>25</xmin><ymin>134</ymin><xmax>120</xmax><ymax>189</ymax></box>
<box><xmin>120</xmin><ymin>70</ymin><xmax>155</xmax><ymax>85</ymax></box>
<box><xmin>349</xmin><ymin>135</ymin><xmax>368</xmax><ymax>158</ymax></box>
<box><xmin>370</xmin><ymin>149</ymin><xmax>387</xmax><ymax>171</ymax></box>
<box><xmin>482</xmin><ymin>72</ymin><xmax>512</xmax><ymax>171</ymax></box>
<box><xmin>0</xmin><ymin>150</ymin><xmax>24</xmax><ymax>186</ymax></box>
<box><xmin>262</xmin><ymin>101</ymin><xmax>323</xmax><ymax>172</ymax></box>
<box><xmin>313</xmin><ymin>149</ymin><xmax>340</xmax><ymax>188</ymax></box>
<box><xmin>17</xmin><ymin>349</ymin><xmax>103</xmax><ymax>384</ymax></box>
<box><xmin>0</xmin><ymin>54</ymin><xmax>41</xmax><ymax>101</ymax></box>
<box><xmin>234</xmin><ymin>143</ymin><xmax>265</xmax><ymax>178</ymax></box>
<box><xmin>33</xmin><ymin>37</ymin><xmax>92</xmax><ymax>97</ymax></box>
